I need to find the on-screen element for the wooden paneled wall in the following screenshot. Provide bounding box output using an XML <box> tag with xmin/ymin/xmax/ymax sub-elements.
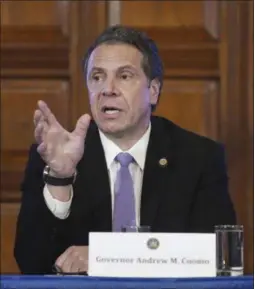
<box><xmin>0</xmin><ymin>0</ymin><xmax>253</xmax><ymax>274</ymax></box>
<box><xmin>0</xmin><ymin>0</ymin><xmax>107</xmax><ymax>274</ymax></box>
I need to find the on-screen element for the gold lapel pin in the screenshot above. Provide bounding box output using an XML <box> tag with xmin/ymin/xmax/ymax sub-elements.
<box><xmin>159</xmin><ymin>158</ymin><xmax>168</xmax><ymax>167</ymax></box>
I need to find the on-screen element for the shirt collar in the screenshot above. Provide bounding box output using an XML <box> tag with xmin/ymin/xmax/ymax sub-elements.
<box><xmin>98</xmin><ymin>123</ymin><xmax>151</xmax><ymax>170</ymax></box>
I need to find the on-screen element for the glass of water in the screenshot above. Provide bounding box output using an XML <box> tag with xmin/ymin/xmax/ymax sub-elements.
<box><xmin>215</xmin><ymin>225</ymin><xmax>244</xmax><ymax>276</ymax></box>
<box><xmin>121</xmin><ymin>225</ymin><xmax>151</xmax><ymax>232</ymax></box>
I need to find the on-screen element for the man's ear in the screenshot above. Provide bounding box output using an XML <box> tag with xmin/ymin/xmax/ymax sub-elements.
<box><xmin>149</xmin><ymin>78</ymin><xmax>160</xmax><ymax>106</ymax></box>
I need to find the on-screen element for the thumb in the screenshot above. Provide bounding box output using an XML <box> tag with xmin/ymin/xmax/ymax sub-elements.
<box><xmin>72</xmin><ymin>114</ymin><xmax>91</xmax><ymax>138</ymax></box>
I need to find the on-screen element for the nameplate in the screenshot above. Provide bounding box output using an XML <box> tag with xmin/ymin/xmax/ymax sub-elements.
<box><xmin>88</xmin><ymin>233</ymin><xmax>216</xmax><ymax>278</ymax></box>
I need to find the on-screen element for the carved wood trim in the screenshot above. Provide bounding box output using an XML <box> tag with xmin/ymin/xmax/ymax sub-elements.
<box><xmin>108</xmin><ymin>0</ymin><xmax>121</xmax><ymax>26</ymax></box>
<box><xmin>204</xmin><ymin>0</ymin><xmax>220</xmax><ymax>39</ymax></box>
<box><xmin>1</xmin><ymin>27</ymin><xmax>69</xmax><ymax>77</ymax></box>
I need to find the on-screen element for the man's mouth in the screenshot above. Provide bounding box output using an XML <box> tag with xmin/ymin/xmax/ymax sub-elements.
<box><xmin>101</xmin><ymin>106</ymin><xmax>122</xmax><ymax>115</ymax></box>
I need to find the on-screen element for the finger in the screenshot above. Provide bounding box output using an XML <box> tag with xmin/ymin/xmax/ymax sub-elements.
<box><xmin>55</xmin><ymin>246</ymin><xmax>74</xmax><ymax>269</ymax></box>
<box><xmin>72</xmin><ymin>114</ymin><xmax>91</xmax><ymax>138</ymax></box>
<box><xmin>34</xmin><ymin>119</ymin><xmax>49</xmax><ymax>143</ymax></box>
<box><xmin>58</xmin><ymin>252</ymin><xmax>79</xmax><ymax>273</ymax></box>
<box><xmin>61</xmin><ymin>257</ymin><xmax>73</xmax><ymax>273</ymax></box>
<box><xmin>37</xmin><ymin>100</ymin><xmax>57</xmax><ymax>126</ymax></box>
<box><xmin>69</xmin><ymin>251</ymin><xmax>88</xmax><ymax>273</ymax></box>
<box><xmin>34</xmin><ymin>123</ymin><xmax>44</xmax><ymax>144</ymax></box>
<box><xmin>78</xmin><ymin>259</ymin><xmax>88</xmax><ymax>272</ymax></box>
<box><xmin>62</xmin><ymin>254</ymin><xmax>87</xmax><ymax>273</ymax></box>
<box><xmin>42</xmin><ymin>120</ymin><xmax>49</xmax><ymax>140</ymax></box>
<box><xmin>37</xmin><ymin>142</ymin><xmax>47</xmax><ymax>155</ymax></box>
<box><xmin>33</xmin><ymin>110</ymin><xmax>43</xmax><ymax>127</ymax></box>
<box><xmin>71</xmin><ymin>260</ymin><xmax>88</xmax><ymax>273</ymax></box>
<box><xmin>69</xmin><ymin>258</ymin><xmax>81</xmax><ymax>273</ymax></box>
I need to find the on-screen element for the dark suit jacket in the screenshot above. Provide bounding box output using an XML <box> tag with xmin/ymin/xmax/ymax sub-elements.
<box><xmin>14</xmin><ymin>116</ymin><xmax>236</xmax><ymax>274</ymax></box>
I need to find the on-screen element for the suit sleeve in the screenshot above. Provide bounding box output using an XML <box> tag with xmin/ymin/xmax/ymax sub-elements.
<box><xmin>189</xmin><ymin>143</ymin><xmax>237</xmax><ymax>233</ymax></box>
<box><xmin>14</xmin><ymin>144</ymin><xmax>74</xmax><ymax>274</ymax></box>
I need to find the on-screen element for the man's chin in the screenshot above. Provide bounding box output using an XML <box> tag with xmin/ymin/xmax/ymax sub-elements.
<box><xmin>98</xmin><ymin>124</ymin><xmax>127</xmax><ymax>138</ymax></box>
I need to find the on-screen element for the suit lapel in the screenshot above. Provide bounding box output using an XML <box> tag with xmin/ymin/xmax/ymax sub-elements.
<box><xmin>140</xmin><ymin>117</ymin><xmax>174</xmax><ymax>229</ymax></box>
<box><xmin>83</xmin><ymin>121</ymin><xmax>112</xmax><ymax>231</ymax></box>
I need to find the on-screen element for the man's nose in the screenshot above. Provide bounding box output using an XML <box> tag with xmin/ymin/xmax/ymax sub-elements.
<box><xmin>102</xmin><ymin>78</ymin><xmax>117</xmax><ymax>96</ymax></box>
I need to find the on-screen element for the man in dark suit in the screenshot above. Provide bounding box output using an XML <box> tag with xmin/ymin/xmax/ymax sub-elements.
<box><xmin>14</xmin><ymin>25</ymin><xmax>236</xmax><ymax>274</ymax></box>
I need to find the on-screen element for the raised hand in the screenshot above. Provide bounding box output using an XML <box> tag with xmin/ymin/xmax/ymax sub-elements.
<box><xmin>34</xmin><ymin>100</ymin><xmax>91</xmax><ymax>177</ymax></box>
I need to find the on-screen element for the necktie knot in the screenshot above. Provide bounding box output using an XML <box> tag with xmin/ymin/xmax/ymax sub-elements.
<box><xmin>115</xmin><ymin>152</ymin><xmax>133</xmax><ymax>167</ymax></box>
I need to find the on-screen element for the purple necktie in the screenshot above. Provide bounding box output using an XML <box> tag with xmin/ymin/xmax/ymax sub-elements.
<box><xmin>112</xmin><ymin>152</ymin><xmax>136</xmax><ymax>232</ymax></box>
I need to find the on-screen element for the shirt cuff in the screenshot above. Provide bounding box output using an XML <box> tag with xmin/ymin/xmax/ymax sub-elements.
<box><xmin>43</xmin><ymin>185</ymin><xmax>73</xmax><ymax>219</ymax></box>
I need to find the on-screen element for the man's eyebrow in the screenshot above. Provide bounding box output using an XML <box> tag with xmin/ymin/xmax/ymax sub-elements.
<box><xmin>118</xmin><ymin>65</ymin><xmax>137</xmax><ymax>71</ymax></box>
<box><xmin>88</xmin><ymin>65</ymin><xmax>137</xmax><ymax>75</ymax></box>
<box><xmin>89</xmin><ymin>67</ymin><xmax>105</xmax><ymax>74</ymax></box>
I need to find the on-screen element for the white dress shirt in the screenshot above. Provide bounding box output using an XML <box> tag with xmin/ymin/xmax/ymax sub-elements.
<box><xmin>43</xmin><ymin>123</ymin><xmax>151</xmax><ymax>225</ymax></box>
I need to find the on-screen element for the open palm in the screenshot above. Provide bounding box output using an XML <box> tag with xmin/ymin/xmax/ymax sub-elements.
<box><xmin>34</xmin><ymin>100</ymin><xmax>91</xmax><ymax>177</ymax></box>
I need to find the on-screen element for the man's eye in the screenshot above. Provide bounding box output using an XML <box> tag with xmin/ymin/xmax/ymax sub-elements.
<box><xmin>92</xmin><ymin>75</ymin><xmax>101</xmax><ymax>81</ymax></box>
<box><xmin>121</xmin><ymin>73</ymin><xmax>132</xmax><ymax>80</ymax></box>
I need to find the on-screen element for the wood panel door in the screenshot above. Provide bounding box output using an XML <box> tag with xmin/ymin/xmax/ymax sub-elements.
<box><xmin>1</xmin><ymin>1</ymin><xmax>71</xmax><ymax>273</ymax></box>
<box><xmin>119</xmin><ymin>0</ymin><xmax>219</xmax><ymax>137</ymax></box>
<box><xmin>0</xmin><ymin>0</ymin><xmax>106</xmax><ymax>274</ymax></box>
<box><xmin>1</xmin><ymin>1</ymin><xmax>71</xmax><ymax>200</ymax></box>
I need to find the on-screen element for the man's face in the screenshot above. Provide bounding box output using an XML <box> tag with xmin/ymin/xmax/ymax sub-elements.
<box><xmin>86</xmin><ymin>43</ymin><xmax>159</xmax><ymax>136</ymax></box>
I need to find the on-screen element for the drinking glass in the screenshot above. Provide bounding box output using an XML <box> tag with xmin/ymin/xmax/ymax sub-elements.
<box><xmin>215</xmin><ymin>225</ymin><xmax>244</xmax><ymax>276</ymax></box>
